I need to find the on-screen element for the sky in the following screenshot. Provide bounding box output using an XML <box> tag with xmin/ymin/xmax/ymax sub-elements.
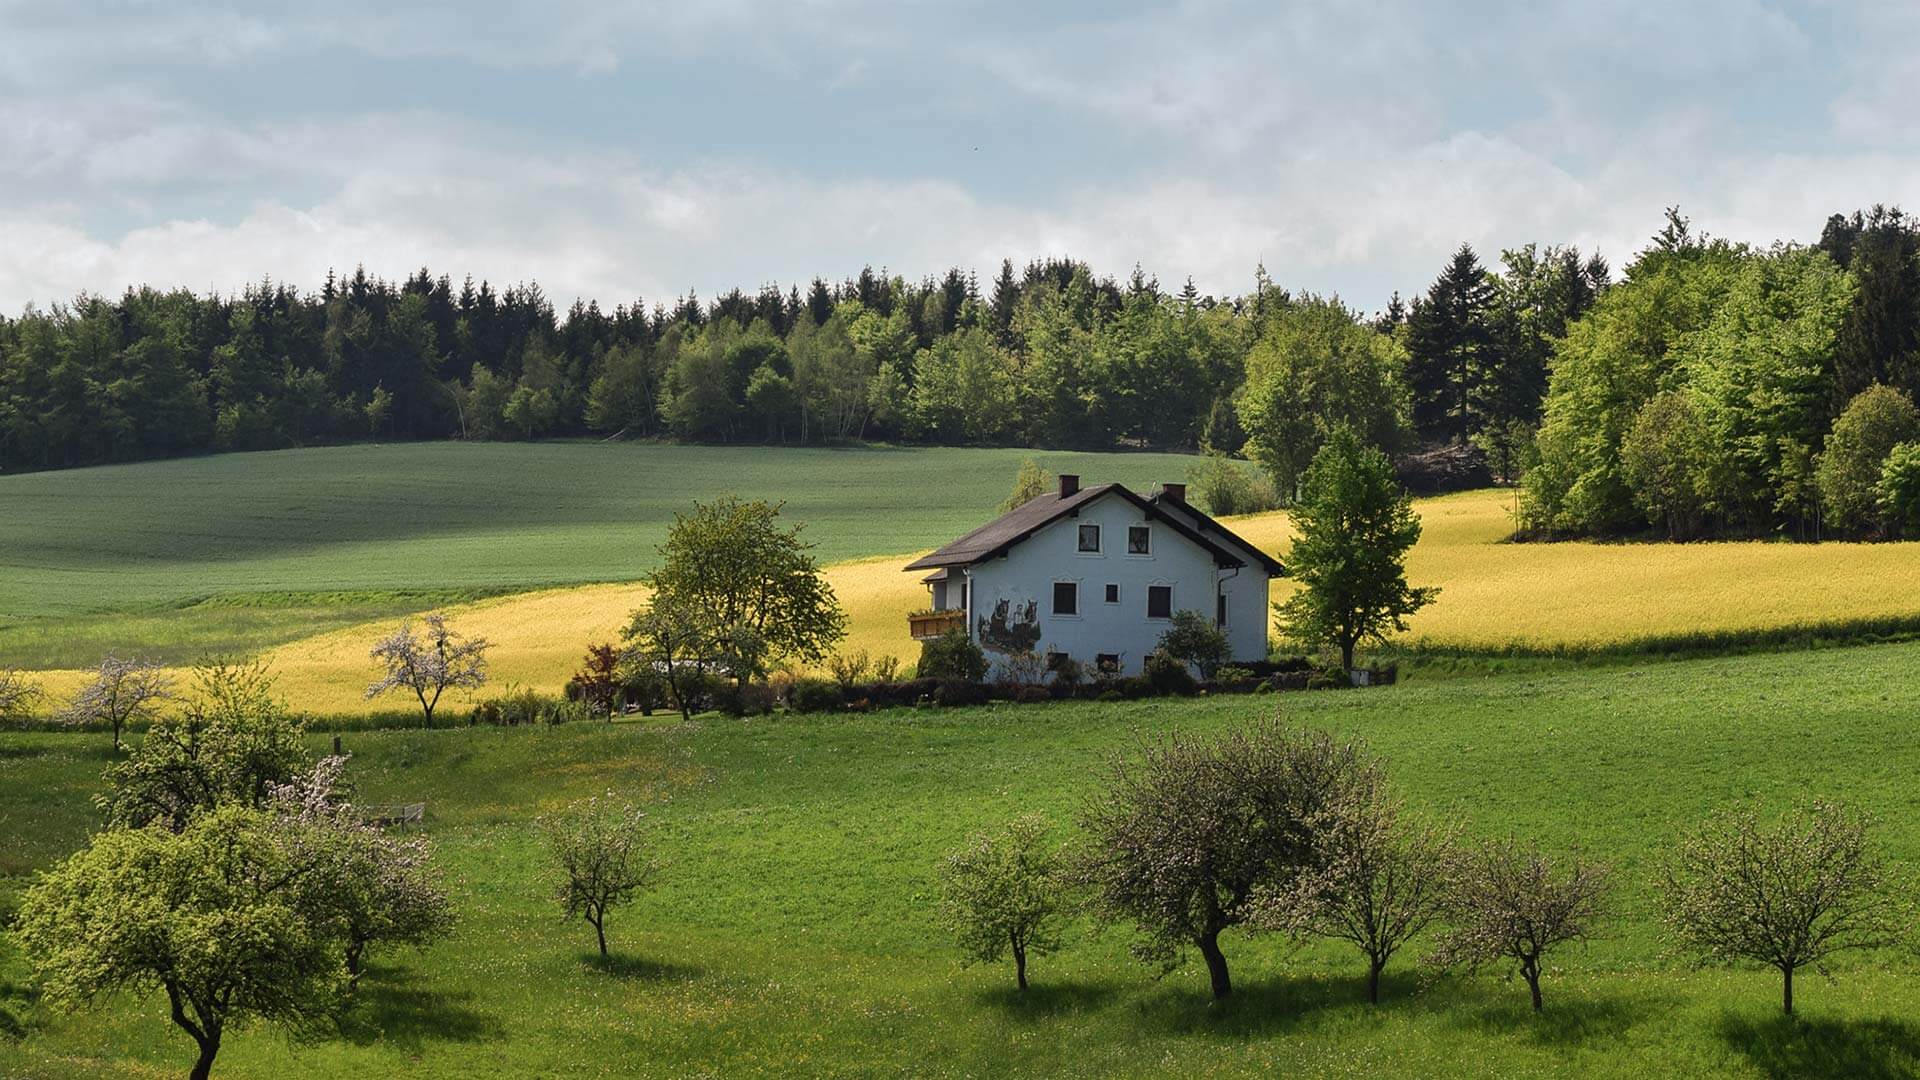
<box><xmin>2</xmin><ymin>0</ymin><xmax>1917</xmax><ymax>316</ymax></box>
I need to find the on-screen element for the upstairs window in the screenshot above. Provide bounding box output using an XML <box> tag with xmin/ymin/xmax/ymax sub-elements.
<box><xmin>1077</xmin><ymin>524</ymin><xmax>1101</xmax><ymax>553</ymax></box>
<box><xmin>1104</xmin><ymin>583</ymin><xmax>1120</xmax><ymax>604</ymax></box>
<box><xmin>1052</xmin><ymin>581</ymin><xmax>1079</xmax><ymax>616</ymax></box>
<box><xmin>1146</xmin><ymin>585</ymin><xmax>1172</xmax><ymax>619</ymax></box>
<box><xmin>1127</xmin><ymin>525</ymin><xmax>1151</xmax><ymax>555</ymax></box>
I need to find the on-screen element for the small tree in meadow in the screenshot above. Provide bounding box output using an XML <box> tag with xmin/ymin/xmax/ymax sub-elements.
<box><xmin>0</xmin><ymin>667</ymin><xmax>42</xmax><ymax>724</ymax></box>
<box><xmin>828</xmin><ymin>650</ymin><xmax>873</xmax><ymax>692</ymax></box>
<box><xmin>1000</xmin><ymin>457</ymin><xmax>1053</xmax><ymax>511</ymax></box>
<box><xmin>543</xmin><ymin>795</ymin><xmax>661</xmax><ymax>958</ymax></box>
<box><xmin>15</xmin><ymin>805</ymin><xmax>343</xmax><ymax>1080</ymax></box>
<box><xmin>365</xmin><ymin>612</ymin><xmax>491</xmax><ymax>728</ymax></box>
<box><xmin>1431</xmin><ymin>838</ymin><xmax>1610</xmax><ymax>1011</ymax></box>
<box><xmin>99</xmin><ymin>660</ymin><xmax>310</xmax><ymax>833</ymax></box>
<box><xmin>1258</xmin><ymin>789</ymin><xmax>1455</xmax><ymax>1003</ymax></box>
<box><xmin>61</xmin><ymin>655</ymin><xmax>175</xmax><ymax>751</ymax></box>
<box><xmin>1076</xmin><ymin>722</ymin><xmax>1378</xmax><ymax>999</ymax></box>
<box><xmin>1156</xmin><ymin>610</ymin><xmax>1232</xmax><ymax>678</ymax></box>
<box><xmin>270</xmin><ymin>757</ymin><xmax>456</xmax><ymax>988</ymax></box>
<box><xmin>571</xmin><ymin>643</ymin><xmax>624</xmax><ymax>718</ymax></box>
<box><xmin>937</xmin><ymin>814</ymin><xmax>1069</xmax><ymax>990</ymax></box>
<box><xmin>1659</xmin><ymin>800</ymin><xmax>1909</xmax><ymax>1015</ymax></box>
<box><xmin>1277</xmin><ymin>426</ymin><xmax>1437</xmax><ymax>672</ymax></box>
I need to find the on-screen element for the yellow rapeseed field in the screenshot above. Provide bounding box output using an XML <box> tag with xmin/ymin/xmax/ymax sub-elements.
<box><xmin>28</xmin><ymin>489</ymin><xmax>1920</xmax><ymax>714</ymax></box>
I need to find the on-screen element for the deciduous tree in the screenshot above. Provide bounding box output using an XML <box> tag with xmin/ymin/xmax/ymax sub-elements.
<box><xmin>60</xmin><ymin>655</ymin><xmax>175</xmax><ymax>751</ymax></box>
<box><xmin>1277</xmin><ymin>426</ymin><xmax>1437</xmax><ymax>671</ymax></box>
<box><xmin>0</xmin><ymin>667</ymin><xmax>41</xmax><ymax>724</ymax></box>
<box><xmin>543</xmin><ymin>794</ymin><xmax>661</xmax><ymax>958</ymax></box>
<box><xmin>647</xmin><ymin>496</ymin><xmax>845</xmax><ymax>681</ymax></box>
<box><xmin>1659</xmin><ymin>800</ymin><xmax>1908</xmax><ymax>1015</ymax></box>
<box><xmin>1257</xmin><ymin>790</ymin><xmax>1455</xmax><ymax>1003</ymax></box>
<box><xmin>1430</xmin><ymin>838</ymin><xmax>1609</xmax><ymax>1011</ymax></box>
<box><xmin>937</xmin><ymin>813</ymin><xmax>1068</xmax><ymax>990</ymax></box>
<box><xmin>15</xmin><ymin>805</ymin><xmax>343</xmax><ymax>1080</ymax></box>
<box><xmin>1076</xmin><ymin>722</ymin><xmax>1378</xmax><ymax>998</ymax></box>
<box><xmin>365</xmin><ymin>612</ymin><xmax>491</xmax><ymax>727</ymax></box>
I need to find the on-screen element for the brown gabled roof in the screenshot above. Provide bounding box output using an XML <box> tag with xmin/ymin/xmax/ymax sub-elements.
<box><xmin>904</xmin><ymin>483</ymin><xmax>1258</xmax><ymax>573</ymax></box>
<box><xmin>1149</xmin><ymin>493</ymin><xmax>1287</xmax><ymax>576</ymax></box>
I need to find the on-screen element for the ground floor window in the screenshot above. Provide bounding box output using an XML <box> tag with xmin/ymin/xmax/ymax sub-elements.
<box><xmin>1095</xmin><ymin>653</ymin><xmax>1121</xmax><ymax>674</ymax></box>
<box><xmin>1146</xmin><ymin>584</ymin><xmax>1172</xmax><ymax>619</ymax></box>
<box><xmin>1052</xmin><ymin>581</ymin><xmax>1079</xmax><ymax>616</ymax></box>
<box><xmin>1046</xmin><ymin>650</ymin><xmax>1071</xmax><ymax>671</ymax></box>
<box><xmin>1216</xmin><ymin>591</ymin><xmax>1228</xmax><ymax>627</ymax></box>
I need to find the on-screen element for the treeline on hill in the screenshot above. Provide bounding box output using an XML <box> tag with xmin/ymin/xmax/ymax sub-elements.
<box><xmin>5</xmin><ymin>206</ymin><xmax>1920</xmax><ymax>541</ymax></box>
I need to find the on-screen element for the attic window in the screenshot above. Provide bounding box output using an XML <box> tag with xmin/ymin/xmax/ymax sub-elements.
<box><xmin>1077</xmin><ymin>524</ymin><xmax>1101</xmax><ymax>553</ymax></box>
<box><xmin>1127</xmin><ymin>525</ymin><xmax>1151</xmax><ymax>555</ymax></box>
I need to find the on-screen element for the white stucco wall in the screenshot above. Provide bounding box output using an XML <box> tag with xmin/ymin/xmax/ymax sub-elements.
<box><xmin>956</xmin><ymin>492</ymin><xmax>1268</xmax><ymax>676</ymax></box>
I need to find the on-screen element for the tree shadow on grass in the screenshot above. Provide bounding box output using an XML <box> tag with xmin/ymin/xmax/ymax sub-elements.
<box><xmin>970</xmin><ymin>980</ymin><xmax>1119</xmax><ymax>1019</ymax></box>
<box><xmin>582</xmin><ymin>952</ymin><xmax>703</xmax><ymax>982</ymax></box>
<box><xmin>1438</xmin><ymin>980</ymin><xmax>1664</xmax><ymax>1048</ymax></box>
<box><xmin>1137</xmin><ymin>971</ymin><xmax>1415</xmax><ymax>1039</ymax></box>
<box><xmin>1719</xmin><ymin>1013</ymin><xmax>1920</xmax><ymax>1080</ymax></box>
<box><xmin>332</xmin><ymin>964</ymin><xmax>504</xmax><ymax>1050</ymax></box>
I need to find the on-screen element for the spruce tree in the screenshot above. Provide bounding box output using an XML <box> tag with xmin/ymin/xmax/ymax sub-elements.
<box><xmin>1404</xmin><ymin>244</ymin><xmax>1495</xmax><ymax>444</ymax></box>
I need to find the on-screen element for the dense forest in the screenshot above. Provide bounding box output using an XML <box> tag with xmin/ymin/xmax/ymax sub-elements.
<box><xmin>4</xmin><ymin>206</ymin><xmax>1919</xmax><ymax>539</ymax></box>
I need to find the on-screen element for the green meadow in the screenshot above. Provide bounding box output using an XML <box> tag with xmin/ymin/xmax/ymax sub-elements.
<box><xmin>6</xmin><ymin>641</ymin><xmax>1920</xmax><ymax>1078</ymax></box>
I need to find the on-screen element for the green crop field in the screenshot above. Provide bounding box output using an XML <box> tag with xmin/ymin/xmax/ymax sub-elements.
<box><xmin>0</xmin><ymin>442</ymin><xmax>1198</xmax><ymax>668</ymax></box>
<box><xmin>6</xmin><ymin>642</ymin><xmax>1920</xmax><ymax>1078</ymax></box>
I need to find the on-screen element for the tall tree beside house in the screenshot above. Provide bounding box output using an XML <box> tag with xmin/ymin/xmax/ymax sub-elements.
<box><xmin>1405</xmin><ymin>244</ymin><xmax>1496</xmax><ymax>445</ymax></box>
<box><xmin>647</xmin><ymin>496</ymin><xmax>845</xmax><ymax>683</ymax></box>
<box><xmin>1277</xmin><ymin>426</ymin><xmax>1437</xmax><ymax>672</ymax></box>
<box><xmin>1235</xmin><ymin>295</ymin><xmax>1410</xmax><ymax>499</ymax></box>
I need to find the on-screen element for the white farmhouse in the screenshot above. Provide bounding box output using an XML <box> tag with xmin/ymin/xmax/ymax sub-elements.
<box><xmin>905</xmin><ymin>474</ymin><xmax>1283</xmax><ymax>675</ymax></box>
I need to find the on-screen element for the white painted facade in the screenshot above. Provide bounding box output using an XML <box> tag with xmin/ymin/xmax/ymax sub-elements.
<box><xmin>934</xmin><ymin>490</ymin><xmax>1271</xmax><ymax>676</ymax></box>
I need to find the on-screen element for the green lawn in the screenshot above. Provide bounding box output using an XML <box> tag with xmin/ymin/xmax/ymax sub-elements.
<box><xmin>6</xmin><ymin>642</ymin><xmax>1920</xmax><ymax>1077</ymax></box>
<box><xmin>0</xmin><ymin>442</ymin><xmax>1197</xmax><ymax>667</ymax></box>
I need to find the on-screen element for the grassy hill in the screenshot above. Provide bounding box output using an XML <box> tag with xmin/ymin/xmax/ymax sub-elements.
<box><xmin>6</xmin><ymin>642</ymin><xmax>1920</xmax><ymax>1077</ymax></box>
<box><xmin>0</xmin><ymin>442</ymin><xmax>1199</xmax><ymax>667</ymax></box>
<box><xmin>10</xmin><ymin>442</ymin><xmax>1920</xmax><ymax>714</ymax></box>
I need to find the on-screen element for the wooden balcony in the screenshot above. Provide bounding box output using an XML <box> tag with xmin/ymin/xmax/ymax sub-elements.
<box><xmin>908</xmin><ymin>608</ymin><xmax>968</xmax><ymax>642</ymax></box>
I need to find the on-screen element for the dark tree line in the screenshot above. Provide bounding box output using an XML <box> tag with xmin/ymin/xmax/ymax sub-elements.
<box><xmin>9</xmin><ymin>206</ymin><xmax>1920</xmax><ymax>543</ymax></box>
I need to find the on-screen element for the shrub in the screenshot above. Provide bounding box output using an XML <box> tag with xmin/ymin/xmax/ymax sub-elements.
<box><xmin>1187</xmin><ymin>452</ymin><xmax>1282</xmax><ymax>515</ymax></box>
<box><xmin>1214</xmin><ymin>665</ymin><xmax>1255</xmax><ymax>685</ymax></box>
<box><xmin>713</xmin><ymin>681</ymin><xmax>777</xmax><ymax>717</ymax></box>
<box><xmin>871</xmin><ymin>654</ymin><xmax>902</xmax><ymax>683</ymax></box>
<box><xmin>999</xmin><ymin>648</ymin><xmax>1049</xmax><ymax>689</ymax></box>
<box><xmin>1014</xmin><ymin>685</ymin><xmax>1051</xmax><ymax>705</ymax></box>
<box><xmin>1051</xmin><ymin>656</ymin><xmax>1084</xmax><ymax>689</ymax></box>
<box><xmin>827</xmin><ymin>651</ymin><xmax>873</xmax><ymax>692</ymax></box>
<box><xmin>1157</xmin><ymin>610</ymin><xmax>1232</xmax><ymax>678</ymax></box>
<box><xmin>919</xmin><ymin>629</ymin><xmax>988</xmax><ymax>682</ymax></box>
<box><xmin>934</xmin><ymin>679</ymin><xmax>991</xmax><ymax>708</ymax></box>
<box><xmin>1143</xmin><ymin>650</ymin><xmax>1199</xmax><ymax>696</ymax></box>
<box><xmin>789</xmin><ymin>679</ymin><xmax>844</xmax><ymax>714</ymax></box>
<box><xmin>1818</xmin><ymin>384</ymin><xmax>1920</xmax><ymax>533</ymax></box>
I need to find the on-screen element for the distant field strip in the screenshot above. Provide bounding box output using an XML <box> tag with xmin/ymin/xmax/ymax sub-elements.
<box><xmin>23</xmin><ymin>488</ymin><xmax>1920</xmax><ymax>715</ymax></box>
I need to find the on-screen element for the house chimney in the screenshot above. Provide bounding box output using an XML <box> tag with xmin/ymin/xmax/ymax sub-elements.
<box><xmin>1059</xmin><ymin>473</ymin><xmax>1080</xmax><ymax>497</ymax></box>
<box><xmin>1161</xmin><ymin>482</ymin><xmax>1186</xmax><ymax>503</ymax></box>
